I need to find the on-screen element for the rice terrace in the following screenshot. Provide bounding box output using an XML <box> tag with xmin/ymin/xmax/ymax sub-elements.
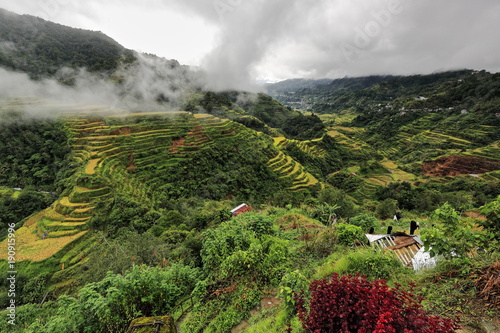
<box><xmin>1</xmin><ymin>5</ymin><xmax>500</xmax><ymax>333</ymax></box>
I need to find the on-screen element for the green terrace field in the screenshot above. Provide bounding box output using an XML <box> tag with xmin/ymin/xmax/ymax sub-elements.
<box><xmin>2</xmin><ymin>108</ymin><xmax>328</xmax><ymax>267</ymax></box>
<box><xmin>273</xmin><ymin>137</ymin><xmax>327</xmax><ymax>157</ymax></box>
<box><xmin>327</xmin><ymin>126</ymin><xmax>375</xmax><ymax>155</ymax></box>
<box><xmin>266</xmin><ymin>151</ymin><xmax>321</xmax><ymax>192</ymax></box>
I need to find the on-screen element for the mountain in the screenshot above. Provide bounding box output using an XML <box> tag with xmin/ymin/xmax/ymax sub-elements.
<box><xmin>0</xmin><ymin>8</ymin><xmax>136</xmax><ymax>79</ymax></box>
<box><xmin>268</xmin><ymin>75</ymin><xmax>394</xmax><ymax>110</ymax></box>
<box><xmin>266</xmin><ymin>78</ymin><xmax>333</xmax><ymax>95</ymax></box>
<box><xmin>0</xmin><ymin>9</ymin><xmax>499</xmax><ymax>333</ymax></box>
<box><xmin>270</xmin><ymin>71</ymin><xmax>500</xmax><ymax>116</ymax></box>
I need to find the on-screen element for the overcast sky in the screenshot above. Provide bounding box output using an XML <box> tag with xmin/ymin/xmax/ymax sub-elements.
<box><xmin>1</xmin><ymin>0</ymin><xmax>500</xmax><ymax>89</ymax></box>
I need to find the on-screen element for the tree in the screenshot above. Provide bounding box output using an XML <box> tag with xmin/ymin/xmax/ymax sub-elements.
<box><xmin>421</xmin><ymin>203</ymin><xmax>493</xmax><ymax>259</ymax></box>
<box><xmin>375</xmin><ymin>198</ymin><xmax>398</xmax><ymax>220</ymax></box>
<box><xmin>318</xmin><ymin>187</ymin><xmax>356</xmax><ymax>218</ymax></box>
<box><xmin>349</xmin><ymin>213</ymin><xmax>379</xmax><ymax>233</ymax></box>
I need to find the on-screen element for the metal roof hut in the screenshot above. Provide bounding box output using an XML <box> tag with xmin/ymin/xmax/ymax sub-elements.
<box><xmin>365</xmin><ymin>222</ymin><xmax>436</xmax><ymax>270</ymax></box>
<box><xmin>230</xmin><ymin>203</ymin><xmax>252</xmax><ymax>216</ymax></box>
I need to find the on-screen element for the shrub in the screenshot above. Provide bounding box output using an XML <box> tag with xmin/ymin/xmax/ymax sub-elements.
<box><xmin>201</xmin><ymin>218</ymin><xmax>289</xmax><ymax>284</ymax></box>
<box><xmin>376</xmin><ymin>198</ymin><xmax>398</xmax><ymax>220</ymax></box>
<box><xmin>161</xmin><ymin>229</ymin><xmax>189</xmax><ymax>244</ymax></box>
<box><xmin>332</xmin><ymin>249</ymin><xmax>403</xmax><ymax>280</ymax></box>
<box><xmin>334</xmin><ymin>223</ymin><xmax>363</xmax><ymax>246</ymax></box>
<box><xmin>297</xmin><ymin>274</ymin><xmax>459</xmax><ymax>333</ymax></box>
<box><xmin>480</xmin><ymin>195</ymin><xmax>500</xmax><ymax>237</ymax></box>
<box><xmin>236</xmin><ymin>212</ymin><xmax>275</xmax><ymax>236</ymax></box>
<box><xmin>349</xmin><ymin>213</ymin><xmax>380</xmax><ymax>233</ymax></box>
<box><xmin>422</xmin><ymin>203</ymin><xmax>493</xmax><ymax>259</ymax></box>
<box><xmin>77</xmin><ymin>264</ymin><xmax>200</xmax><ymax>332</ymax></box>
<box><xmin>158</xmin><ymin>210</ymin><xmax>185</xmax><ymax>228</ymax></box>
<box><xmin>279</xmin><ymin>270</ymin><xmax>309</xmax><ymax>316</ymax></box>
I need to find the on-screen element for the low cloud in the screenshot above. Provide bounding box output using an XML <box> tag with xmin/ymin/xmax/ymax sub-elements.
<box><xmin>0</xmin><ymin>52</ymin><xmax>206</xmax><ymax>119</ymax></box>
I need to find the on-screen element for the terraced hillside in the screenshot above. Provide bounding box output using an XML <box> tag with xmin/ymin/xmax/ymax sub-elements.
<box><xmin>266</xmin><ymin>151</ymin><xmax>321</xmax><ymax>192</ymax></box>
<box><xmin>326</xmin><ymin>126</ymin><xmax>377</xmax><ymax>157</ymax></box>
<box><xmin>0</xmin><ymin>181</ymin><xmax>95</xmax><ymax>262</ymax></box>
<box><xmin>68</xmin><ymin>112</ymin><xmax>322</xmax><ymax>198</ymax></box>
<box><xmin>324</xmin><ymin>113</ymin><xmax>499</xmax><ymax>202</ymax></box>
<box><xmin>273</xmin><ymin>137</ymin><xmax>327</xmax><ymax>157</ymax></box>
<box><xmin>2</xmin><ymin>110</ymin><xmax>326</xmax><ymax>266</ymax></box>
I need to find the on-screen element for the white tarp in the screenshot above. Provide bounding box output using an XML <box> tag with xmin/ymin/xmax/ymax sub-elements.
<box><xmin>412</xmin><ymin>247</ymin><xmax>437</xmax><ymax>271</ymax></box>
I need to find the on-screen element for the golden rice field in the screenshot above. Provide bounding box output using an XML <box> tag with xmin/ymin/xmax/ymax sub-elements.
<box><xmin>85</xmin><ymin>159</ymin><xmax>100</xmax><ymax>174</ymax></box>
<box><xmin>0</xmin><ymin>221</ymin><xmax>88</xmax><ymax>261</ymax></box>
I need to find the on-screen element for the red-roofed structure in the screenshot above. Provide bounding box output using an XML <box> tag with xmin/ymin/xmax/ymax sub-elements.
<box><xmin>230</xmin><ymin>203</ymin><xmax>252</xmax><ymax>216</ymax></box>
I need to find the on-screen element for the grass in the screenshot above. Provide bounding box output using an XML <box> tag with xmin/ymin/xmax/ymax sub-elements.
<box><xmin>243</xmin><ymin>306</ymin><xmax>304</xmax><ymax>333</ymax></box>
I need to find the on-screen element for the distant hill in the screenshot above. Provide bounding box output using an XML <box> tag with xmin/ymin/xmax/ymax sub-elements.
<box><xmin>273</xmin><ymin>70</ymin><xmax>500</xmax><ymax>115</ymax></box>
<box><xmin>266</xmin><ymin>78</ymin><xmax>333</xmax><ymax>95</ymax></box>
<box><xmin>269</xmin><ymin>75</ymin><xmax>394</xmax><ymax>110</ymax></box>
<box><xmin>0</xmin><ymin>8</ymin><xmax>304</xmax><ymax>131</ymax></box>
<box><xmin>0</xmin><ymin>8</ymin><xmax>136</xmax><ymax>79</ymax></box>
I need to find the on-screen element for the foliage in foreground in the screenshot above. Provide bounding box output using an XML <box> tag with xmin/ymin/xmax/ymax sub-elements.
<box><xmin>422</xmin><ymin>203</ymin><xmax>497</xmax><ymax>259</ymax></box>
<box><xmin>0</xmin><ymin>264</ymin><xmax>200</xmax><ymax>333</ymax></box>
<box><xmin>297</xmin><ymin>274</ymin><xmax>459</xmax><ymax>333</ymax></box>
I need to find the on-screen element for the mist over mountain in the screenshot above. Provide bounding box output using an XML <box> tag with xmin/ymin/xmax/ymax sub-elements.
<box><xmin>0</xmin><ymin>8</ymin><xmax>208</xmax><ymax>113</ymax></box>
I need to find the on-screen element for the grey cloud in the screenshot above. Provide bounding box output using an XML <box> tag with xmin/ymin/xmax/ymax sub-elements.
<box><xmin>198</xmin><ymin>0</ymin><xmax>500</xmax><ymax>83</ymax></box>
<box><xmin>1</xmin><ymin>0</ymin><xmax>499</xmax><ymax>91</ymax></box>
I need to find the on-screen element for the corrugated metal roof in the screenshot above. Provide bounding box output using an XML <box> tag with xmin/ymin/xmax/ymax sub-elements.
<box><xmin>365</xmin><ymin>234</ymin><xmax>431</xmax><ymax>269</ymax></box>
<box><xmin>230</xmin><ymin>203</ymin><xmax>248</xmax><ymax>213</ymax></box>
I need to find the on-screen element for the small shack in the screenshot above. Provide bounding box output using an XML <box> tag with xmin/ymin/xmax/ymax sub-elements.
<box><xmin>230</xmin><ymin>203</ymin><xmax>252</xmax><ymax>216</ymax></box>
<box><xmin>366</xmin><ymin>233</ymin><xmax>424</xmax><ymax>268</ymax></box>
<box><xmin>366</xmin><ymin>222</ymin><xmax>436</xmax><ymax>270</ymax></box>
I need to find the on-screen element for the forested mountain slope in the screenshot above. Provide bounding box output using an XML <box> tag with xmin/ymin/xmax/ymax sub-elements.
<box><xmin>0</xmin><ymin>8</ymin><xmax>135</xmax><ymax>79</ymax></box>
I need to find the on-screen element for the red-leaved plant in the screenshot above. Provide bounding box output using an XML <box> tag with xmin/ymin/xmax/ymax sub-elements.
<box><xmin>296</xmin><ymin>274</ymin><xmax>459</xmax><ymax>333</ymax></box>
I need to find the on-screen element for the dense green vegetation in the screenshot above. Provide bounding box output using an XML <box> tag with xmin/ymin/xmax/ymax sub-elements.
<box><xmin>1</xmin><ymin>90</ymin><xmax>499</xmax><ymax>332</ymax></box>
<box><xmin>0</xmin><ymin>8</ymin><xmax>135</xmax><ymax>79</ymax></box>
<box><xmin>0</xmin><ymin>112</ymin><xmax>72</xmax><ymax>190</ymax></box>
<box><xmin>268</xmin><ymin>75</ymin><xmax>393</xmax><ymax>111</ymax></box>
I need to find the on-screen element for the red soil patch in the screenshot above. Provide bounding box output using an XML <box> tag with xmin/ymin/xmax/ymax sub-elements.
<box><xmin>185</xmin><ymin>126</ymin><xmax>211</xmax><ymax>146</ymax></box>
<box><xmin>168</xmin><ymin>137</ymin><xmax>185</xmax><ymax>153</ymax></box>
<box><xmin>126</xmin><ymin>152</ymin><xmax>136</xmax><ymax>170</ymax></box>
<box><xmin>422</xmin><ymin>155</ymin><xmax>500</xmax><ymax>177</ymax></box>
<box><xmin>110</xmin><ymin>127</ymin><xmax>131</xmax><ymax>136</ymax></box>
